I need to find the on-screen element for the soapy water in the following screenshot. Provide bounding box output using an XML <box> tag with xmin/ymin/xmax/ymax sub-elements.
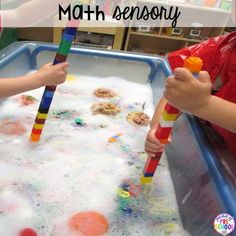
<box><xmin>0</xmin><ymin>75</ymin><xmax>189</xmax><ymax>236</ymax></box>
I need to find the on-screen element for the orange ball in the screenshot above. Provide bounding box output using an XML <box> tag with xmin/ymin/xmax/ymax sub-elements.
<box><xmin>69</xmin><ymin>211</ymin><xmax>109</xmax><ymax>236</ymax></box>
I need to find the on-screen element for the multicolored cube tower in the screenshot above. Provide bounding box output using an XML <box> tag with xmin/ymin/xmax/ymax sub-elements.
<box><xmin>140</xmin><ymin>57</ymin><xmax>203</xmax><ymax>184</ymax></box>
<box><xmin>30</xmin><ymin>22</ymin><xmax>78</xmax><ymax>142</ymax></box>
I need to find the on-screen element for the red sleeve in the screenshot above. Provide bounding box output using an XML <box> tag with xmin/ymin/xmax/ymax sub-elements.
<box><xmin>167</xmin><ymin>32</ymin><xmax>236</xmax><ymax>83</ymax></box>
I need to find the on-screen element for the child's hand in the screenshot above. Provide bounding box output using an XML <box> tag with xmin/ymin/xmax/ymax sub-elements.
<box><xmin>36</xmin><ymin>62</ymin><xmax>69</xmax><ymax>86</ymax></box>
<box><xmin>145</xmin><ymin>129</ymin><xmax>164</xmax><ymax>158</ymax></box>
<box><xmin>164</xmin><ymin>68</ymin><xmax>212</xmax><ymax>114</ymax></box>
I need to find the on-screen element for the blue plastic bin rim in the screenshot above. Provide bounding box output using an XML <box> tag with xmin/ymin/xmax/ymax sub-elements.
<box><xmin>0</xmin><ymin>41</ymin><xmax>173</xmax><ymax>81</ymax></box>
<box><xmin>30</xmin><ymin>43</ymin><xmax>173</xmax><ymax>81</ymax></box>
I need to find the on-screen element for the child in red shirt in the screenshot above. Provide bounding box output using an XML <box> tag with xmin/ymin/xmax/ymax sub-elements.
<box><xmin>145</xmin><ymin>31</ymin><xmax>236</xmax><ymax>159</ymax></box>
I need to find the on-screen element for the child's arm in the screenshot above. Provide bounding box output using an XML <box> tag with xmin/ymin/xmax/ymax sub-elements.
<box><xmin>165</xmin><ymin>68</ymin><xmax>236</xmax><ymax>133</ymax></box>
<box><xmin>0</xmin><ymin>62</ymin><xmax>68</xmax><ymax>99</ymax></box>
<box><xmin>196</xmin><ymin>96</ymin><xmax>236</xmax><ymax>133</ymax></box>
<box><xmin>150</xmin><ymin>97</ymin><xmax>167</xmax><ymax>130</ymax></box>
<box><xmin>1</xmin><ymin>0</ymin><xmax>68</xmax><ymax>26</ymax></box>
<box><xmin>145</xmin><ymin>97</ymin><xmax>166</xmax><ymax>157</ymax></box>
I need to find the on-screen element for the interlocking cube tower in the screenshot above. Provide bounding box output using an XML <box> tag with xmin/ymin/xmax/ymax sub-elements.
<box><xmin>141</xmin><ymin>57</ymin><xmax>203</xmax><ymax>184</ymax></box>
<box><xmin>30</xmin><ymin>24</ymin><xmax>78</xmax><ymax>142</ymax></box>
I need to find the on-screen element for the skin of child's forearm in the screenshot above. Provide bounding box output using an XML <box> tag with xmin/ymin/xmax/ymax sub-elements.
<box><xmin>0</xmin><ymin>74</ymin><xmax>42</xmax><ymax>98</ymax></box>
<box><xmin>150</xmin><ymin>96</ymin><xmax>167</xmax><ymax>130</ymax></box>
<box><xmin>1</xmin><ymin>0</ymin><xmax>60</xmax><ymax>26</ymax></box>
<box><xmin>192</xmin><ymin>95</ymin><xmax>236</xmax><ymax>133</ymax></box>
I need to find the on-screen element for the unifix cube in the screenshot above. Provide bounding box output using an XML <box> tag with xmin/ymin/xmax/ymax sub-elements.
<box><xmin>164</xmin><ymin>103</ymin><xmax>179</xmax><ymax>114</ymax></box>
<box><xmin>36</xmin><ymin>112</ymin><xmax>48</xmax><ymax>120</ymax></box>
<box><xmin>30</xmin><ymin>134</ymin><xmax>41</xmax><ymax>142</ymax></box>
<box><xmin>162</xmin><ymin>110</ymin><xmax>179</xmax><ymax>121</ymax></box>
<box><xmin>140</xmin><ymin>176</ymin><xmax>153</xmax><ymax>184</ymax></box>
<box><xmin>143</xmin><ymin>156</ymin><xmax>160</xmax><ymax>176</ymax></box>
<box><xmin>31</xmin><ymin>128</ymin><xmax>43</xmax><ymax>135</ymax></box>
<box><xmin>155</xmin><ymin>125</ymin><xmax>172</xmax><ymax>140</ymax></box>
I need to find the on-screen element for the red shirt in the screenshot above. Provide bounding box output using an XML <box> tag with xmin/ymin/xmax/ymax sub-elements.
<box><xmin>167</xmin><ymin>31</ymin><xmax>236</xmax><ymax>159</ymax></box>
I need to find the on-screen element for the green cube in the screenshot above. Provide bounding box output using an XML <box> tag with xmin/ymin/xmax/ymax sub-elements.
<box><xmin>58</xmin><ymin>40</ymin><xmax>72</xmax><ymax>56</ymax></box>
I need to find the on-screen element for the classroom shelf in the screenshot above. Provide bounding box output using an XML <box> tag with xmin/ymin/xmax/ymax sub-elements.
<box><xmin>130</xmin><ymin>31</ymin><xmax>203</xmax><ymax>43</ymax></box>
<box><xmin>124</xmin><ymin>0</ymin><xmax>231</xmax><ymax>55</ymax></box>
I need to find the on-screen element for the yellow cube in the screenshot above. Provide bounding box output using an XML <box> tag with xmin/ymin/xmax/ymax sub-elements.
<box><xmin>162</xmin><ymin>111</ymin><xmax>178</xmax><ymax>121</ymax></box>
<box><xmin>37</xmin><ymin>112</ymin><xmax>48</xmax><ymax>119</ymax></box>
<box><xmin>33</xmin><ymin>124</ymin><xmax>44</xmax><ymax>130</ymax></box>
<box><xmin>140</xmin><ymin>176</ymin><xmax>153</xmax><ymax>184</ymax></box>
